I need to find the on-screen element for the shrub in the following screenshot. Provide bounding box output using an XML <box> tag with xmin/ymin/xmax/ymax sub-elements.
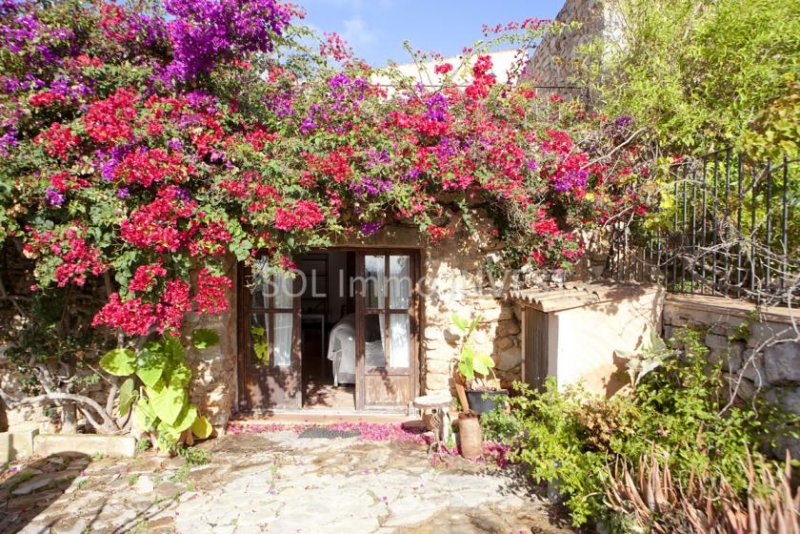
<box><xmin>479</xmin><ymin>406</ymin><xmax>521</xmax><ymax>443</ymax></box>
<box><xmin>504</xmin><ymin>327</ymin><xmax>799</xmax><ymax>529</ymax></box>
<box><xmin>590</xmin><ymin>0</ymin><xmax>800</xmax><ymax>156</ymax></box>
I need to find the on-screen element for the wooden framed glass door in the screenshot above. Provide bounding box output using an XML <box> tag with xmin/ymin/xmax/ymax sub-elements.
<box><xmin>355</xmin><ymin>251</ymin><xmax>419</xmax><ymax>410</ymax></box>
<box><xmin>238</xmin><ymin>261</ymin><xmax>301</xmax><ymax>411</ymax></box>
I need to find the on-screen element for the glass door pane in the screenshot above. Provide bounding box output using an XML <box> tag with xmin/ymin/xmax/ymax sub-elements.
<box><xmin>364</xmin><ymin>312</ymin><xmax>386</xmax><ymax>368</ymax></box>
<box><xmin>364</xmin><ymin>255</ymin><xmax>385</xmax><ymax>308</ymax></box>
<box><xmin>274</xmin><ymin>271</ymin><xmax>295</xmax><ymax>309</ymax></box>
<box><xmin>251</xmin><ymin>258</ymin><xmax>270</xmax><ymax>308</ymax></box>
<box><xmin>389</xmin><ymin>255</ymin><xmax>411</xmax><ymax>309</ymax></box>
<box><xmin>389</xmin><ymin>314</ymin><xmax>410</xmax><ymax>368</ymax></box>
<box><xmin>273</xmin><ymin>313</ymin><xmax>293</xmax><ymax>368</ymax></box>
<box><xmin>250</xmin><ymin>312</ymin><xmax>270</xmax><ymax>366</ymax></box>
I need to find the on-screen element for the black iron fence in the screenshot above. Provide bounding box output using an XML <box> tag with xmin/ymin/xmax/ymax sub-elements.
<box><xmin>607</xmin><ymin>148</ymin><xmax>799</xmax><ymax>305</ymax></box>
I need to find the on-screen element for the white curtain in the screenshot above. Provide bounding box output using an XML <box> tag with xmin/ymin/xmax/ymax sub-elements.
<box><xmin>273</xmin><ymin>271</ymin><xmax>293</xmax><ymax>367</ymax></box>
<box><xmin>364</xmin><ymin>254</ymin><xmax>384</xmax><ymax>306</ymax></box>
<box><xmin>389</xmin><ymin>255</ymin><xmax>411</xmax><ymax>309</ymax></box>
<box><xmin>273</xmin><ymin>314</ymin><xmax>293</xmax><ymax>368</ymax></box>
<box><xmin>390</xmin><ymin>314</ymin><xmax>409</xmax><ymax>368</ymax></box>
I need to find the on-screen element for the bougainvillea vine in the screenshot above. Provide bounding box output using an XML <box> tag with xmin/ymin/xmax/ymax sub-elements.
<box><xmin>0</xmin><ymin>0</ymin><xmax>652</xmax><ymax>338</ymax></box>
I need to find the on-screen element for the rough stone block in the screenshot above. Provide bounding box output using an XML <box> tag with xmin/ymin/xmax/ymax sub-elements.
<box><xmin>705</xmin><ymin>333</ymin><xmax>731</xmax><ymax>351</ymax></box>
<box><xmin>663</xmin><ymin>308</ymin><xmax>690</xmax><ymax>327</ymax></box>
<box><xmin>764</xmin><ymin>342</ymin><xmax>800</xmax><ymax>385</ymax></box>
<box><xmin>495</xmin><ymin>319</ymin><xmax>520</xmax><ymax>337</ymax></box>
<box><xmin>748</xmin><ymin>322</ymin><xmax>797</xmax><ymax>348</ymax></box>
<box><xmin>724</xmin><ymin>374</ymin><xmax>757</xmax><ymax>401</ymax></box>
<box><xmin>424</xmin><ymin>327</ymin><xmax>444</xmax><ymax>341</ymax></box>
<box><xmin>34</xmin><ymin>434</ymin><xmax>136</xmax><ymax>458</ymax></box>
<box><xmin>496</xmin><ymin>347</ymin><xmax>522</xmax><ymax>372</ymax></box>
<box><xmin>1</xmin><ymin>427</ymin><xmax>39</xmax><ymax>461</ymax></box>
<box><xmin>424</xmin><ymin>358</ymin><xmax>451</xmax><ymax>375</ymax></box>
<box><xmin>769</xmin><ymin>387</ymin><xmax>800</xmax><ymax>415</ymax></box>
<box><xmin>772</xmin><ymin>435</ymin><xmax>800</xmax><ymax>462</ymax></box>
<box><xmin>709</xmin><ymin>322</ymin><xmax>730</xmax><ymax>336</ymax></box>
<box><xmin>494</xmin><ymin>336</ymin><xmax>515</xmax><ymax>351</ymax></box>
<box><xmin>424</xmin><ymin>373</ymin><xmax>450</xmax><ymax>392</ymax></box>
<box><xmin>709</xmin><ymin>341</ymin><xmax>744</xmax><ymax>373</ymax></box>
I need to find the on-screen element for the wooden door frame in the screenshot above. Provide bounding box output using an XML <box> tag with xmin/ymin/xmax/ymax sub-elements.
<box><xmin>354</xmin><ymin>249</ymin><xmax>421</xmax><ymax>410</ymax></box>
<box><xmin>236</xmin><ymin>262</ymin><xmax>302</xmax><ymax>412</ymax></box>
<box><xmin>236</xmin><ymin>247</ymin><xmax>422</xmax><ymax>413</ymax></box>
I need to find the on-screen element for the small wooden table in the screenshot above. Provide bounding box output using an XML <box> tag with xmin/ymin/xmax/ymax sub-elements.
<box><xmin>413</xmin><ymin>393</ymin><xmax>453</xmax><ymax>450</ymax></box>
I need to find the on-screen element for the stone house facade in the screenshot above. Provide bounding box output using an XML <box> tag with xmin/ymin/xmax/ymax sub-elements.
<box><xmin>184</xmin><ymin>212</ymin><xmax>523</xmax><ymax>429</ymax></box>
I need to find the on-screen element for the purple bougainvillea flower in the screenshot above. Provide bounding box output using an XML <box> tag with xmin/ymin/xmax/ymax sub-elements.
<box><xmin>163</xmin><ymin>0</ymin><xmax>292</xmax><ymax>83</ymax></box>
<box><xmin>424</xmin><ymin>93</ymin><xmax>449</xmax><ymax>122</ymax></box>
<box><xmin>167</xmin><ymin>138</ymin><xmax>183</xmax><ymax>151</ymax></box>
<box><xmin>45</xmin><ymin>188</ymin><xmax>65</xmax><ymax>206</ymax></box>
<box><xmin>614</xmin><ymin>115</ymin><xmax>634</xmax><ymax>130</ymax></box>
<box><xmin>360</xmin><ymin>221</ymin><xmax>384</xmax><ymax>236</ymax></box>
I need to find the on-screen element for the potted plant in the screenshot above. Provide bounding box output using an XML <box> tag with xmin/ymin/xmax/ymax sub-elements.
<box><xmin>451</xmin><ymin>314</ymin><xmax>508</xmax><ymax>414</ymax></box>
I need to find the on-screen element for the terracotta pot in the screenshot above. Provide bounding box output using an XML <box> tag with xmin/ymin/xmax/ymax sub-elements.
<box><xmin>458</xmin><ymin>412</ymin><xmax>483</xmax><ymax>459</ymax></box>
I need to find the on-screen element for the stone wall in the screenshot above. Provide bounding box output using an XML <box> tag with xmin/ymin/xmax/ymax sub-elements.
<box><xmin>663</xmin><ymin>294</ymin><xmax>800</xmax><ymax>456</ymax></box>
<box><xmin>184</xmin><ymin>255</ymin><xmax>239</xmax><ymax>431</ymax></box>
<box><xmin>525</xmin><ymin>0</ymin><xmax>621</xmax><ymax>91</ymax></box>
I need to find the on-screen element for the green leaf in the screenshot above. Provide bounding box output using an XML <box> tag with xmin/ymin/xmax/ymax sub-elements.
<box><xmin>192</xmin><ymin>328</ymin><xmax>220</xmax><ymax>350</ymax></box>
<box><xmin>473</xmin><ymin>353</ymin><xmax>496</xmax><ymax>376</ymax></box>
<box><xmin>451</xmin><ymin>314</ymin><xmax>469</xmax><ymax>331</ymax></box>
<box><xmin>134</xmin><ymin>398</ymin><xmax>158</xmax><ymax>432</ymax></box>
<box><xmin>162</xmin><ymin>334</ymin><xmax>185</xmax><ymax>364</ymax></box>
<box><xmin>156</xmin><ymin>421</ymin><xmax>182</xmax><ymax>452</ymax></box>
<box><xmin>169</xmin><ymin>363</ymin><xmax>193</xmax><ymax>390</ymax></box>
<box><xmin>192</xmin><ymin>415</ymin><xmax>214</xmax><ymax>439</ymax></box>
<box><xmin>171</xmin><ymin>404</ymin><xmax>198</xmax><ymax>434</ymax></box>
<box><xmin>100</xmin><ymin>348</ymin><xmax>136</xmax><ymax>376</ymax></box>
<box><xmin>148</xmin><ymin>382</ymin><xmax>187</xmax><ymax>426</ymax></box>
<box><xmin>118</xmin><ymin>378</ymin><xmax>136</xmax><ymax>418</ymax></box>
<box><xmin>459</xmin><ymin>345</ymin><xmax>475</xmax><ymax>381</ymax></box>
<box><xmin>136</xmin><ymin>363</ymin><xmax>163</xmax><ymax>388</ymax></box>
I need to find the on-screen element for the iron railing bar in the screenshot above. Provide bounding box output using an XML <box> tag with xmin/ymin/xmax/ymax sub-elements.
<box><xmin>701</xmin><ymin>156</ymin><xmax>707</xmax><ymax>294</ymax></box>
<box><xmin>712</xmin><ymin>153</ymin><xmax>719</xmax><ymax>295</ymax></box>
<box><xmin>723</xmin><ymin>149</ymin><xmax>731</xmax><ymax>293</ymax></box>
<box><xmin>606</xmin><ymin>149</ymin><xmax>794</xmax><ymax>305</ymax></box>
<box><xmin>682</xmin><ymin>168</ymin><xmax>688</xmax><ymax>293</ymax></box>
<box><xmin>781</xmin><ymin>155</ymin><xmax>789</xmax><ymax>292</ymax></box>
<box><xmin>672</xmin><ymin>175</ymin><xmax>679</xmax><ymax>287</ymax></box>
<box><xmin>765</xmin><ymin>160</ymin><xmax>772</xmax><ymax>293</ymax></box>
<box><xmin>752</xmin><ymin>164</ymin><xmax>759</xmax><ymax>296</ymax></box>
<box><xmin>736</xmin><ymin>154</ymin><xmax>743</xmax><ymax>298</ymax></box>
<box><xmin>691</xmin><ymin>167</ymin><xmax>697</xmax><ymax>294</ymax></box>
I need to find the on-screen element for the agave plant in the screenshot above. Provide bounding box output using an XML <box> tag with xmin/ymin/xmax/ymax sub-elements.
<box><xmin>605</xmin><ymin>448</ymin><xmax>800</xmax><ymax>533</ymax></box>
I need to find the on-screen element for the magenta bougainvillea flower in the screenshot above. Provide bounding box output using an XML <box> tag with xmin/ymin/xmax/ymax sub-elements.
<box><xmin>0</xmin><ymin>1</ymin><xmax>652</xmax><ymax>336</ymax></box>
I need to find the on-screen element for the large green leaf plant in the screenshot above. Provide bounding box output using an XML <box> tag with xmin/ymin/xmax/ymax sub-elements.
<box><xmin>451</xmin><ymin>313</ymin><xmax>498</xmax><ymax>390</ymax></box>
<box><xmin>100</xmin><ymin>332</ymin><xmax>215</xmax><ymax>451</ymax></box>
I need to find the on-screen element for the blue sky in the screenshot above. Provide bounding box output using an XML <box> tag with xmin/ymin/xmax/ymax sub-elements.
<box><xmin>297</xmin><ymin>0</ymin><xmax>565</xmax><ymax>66</ymax></box>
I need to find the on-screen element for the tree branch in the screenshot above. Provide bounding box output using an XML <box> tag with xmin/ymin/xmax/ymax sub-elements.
<box><xmin>0</xmin><ymin>389</ymin><xmax>120</xmax><ymax>434</ymax></box>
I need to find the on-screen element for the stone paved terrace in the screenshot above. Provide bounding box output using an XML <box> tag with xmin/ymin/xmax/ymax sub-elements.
<box><xmin>0</xmin><ymin>427</ymin><xmax>571</xmax><ymax>533</ymax></box>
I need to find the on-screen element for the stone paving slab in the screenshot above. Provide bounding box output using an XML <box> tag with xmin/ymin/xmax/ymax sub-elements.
<box><xmin>0</xmin><ymin>430</ymin><xmax>571</xmax><ymax>533</ymax></box>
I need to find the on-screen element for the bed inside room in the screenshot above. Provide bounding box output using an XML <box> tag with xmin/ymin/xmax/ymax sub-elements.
<box><xmin>298</xmin><ymin>251</ymin><xmax>362</xmax><ymax>409</ymax></box>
